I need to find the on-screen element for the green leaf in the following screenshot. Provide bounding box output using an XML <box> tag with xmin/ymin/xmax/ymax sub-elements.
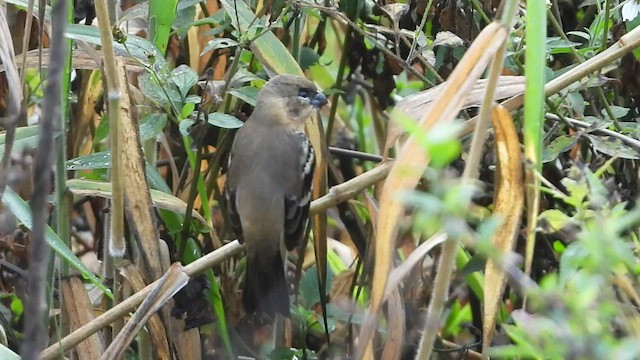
<box><xmin>139</xmin><ymin>73</ymin><xmax>181</xmax><ymax>109</ymax></box>
<box><xmin>68</xmin><ymin>153</ymin><xmax>174</xmax><ymax>193</ymax></box>
<box><xmin>94</xmin><ymin>113</ymin><xmax>109</xmax><ymax>144</ymax></box>
<box><xmin>172</xmin><ymin>2</ymin><xmax>197</xmax><ymax>38</ymax></box>
<box><xmin>601</xmin><ymin>105</ymin><xmax>630</xmax><ymax>120</ymax></box>
<box><xmin>175</xmin><ymin>9</ymin><xmax>229</xmax><ymax>38</ymax></box>
<box><xmin>546</xmin><ymin>37</ymin><xmax>580</xmax><ymax>54</ymax></box>
<box><xmin>424</xmin><ymin>122</ymin><xmax>462</xmax><ymax>168</ymax></box>
<box><xmin>299</xmin><ymin>265</ymin><xmax>335</xmax><ymax>309</ymax></box>
<box><xmin>539</xmin><ymin>209</ymin><xmax>572</xmax><ymax>232</ymax></box>
<box><xmin>65</xmin><ymin>24</ymin><xmax>165</xmax><ymax>69</ymax></box>
<box><xmin>566</xmin><ymin>91</ymin><xmax>585</xmax><ymax>117</ymax></box>
<box><xmin>561</xmin><ymin>177</ymin><xmax>588</xmax><ymax>208</ymax></box>
<box><xmin>201</xmin><ymin>38</ymin><xmax>238</xmax><ymax>55</ymax></box>
<box><xmin>299</xmin><ymin>47</ymin><xmax>320</xmax><ymax>70</ymax></box>
<box><xmin>587</xmin><ymin>135</ymin><xmax>640</xmax><ymax>160</ymax></box>
<box><xmin>1</xmin><ymin>187</ymin><xmax>112</xmax><ymax>297</ymax></box>
<box><xmin>171</xmin><ymin>65</ymin><xmax>198</xmax><ymax>99</ymax></box>
<box><xmin>140</xmin><ymin>113</ymin><xmax>168</xmax><ymax>141</ymax></box>
<box><xmin>542</xmin><ymin>135</ymin><xmax>575</xmax><ymax>163</ymax></box>
<box><xmin>180</xmin><ymin>102</ymin><xmax>196</xmax><ymax>120</ymax></box>
<box><xmin>179</xmin><ymin>119</ymin><xmax>196</xmax><ymax>136</ymax></box>
<box><xmin>0</xmin><ymin>125</ymin><xmax>39</xmax><ymax>160</ymax></box>
<box><xmin>66</xmin><ymin>179</ymin><xmax>209</xmax><ymax>227</ymax></box>
<box><xmin>146</xmin><ymin>165</ymin><xmax>172</xmax><ymax>193</ymax></box>
<box><xmin>220</xmin><ymin>0</ymin><xmax>303</xmax><ymax>76</ymax></box>
<box><xmin>552</xmin><ymin>240</ymin><xmax>566</xmax><ymax>253</ymax></box>
<box><xmin>9</xmin><ymin>296</ymin><xmax>22</xmax><ymax>319</ymax></box>
<box><xmin>227</xmin><ymin>86</ymin><xmax>258</xmax><ymax>106</ymax></box>
<box><xmin>67</xmin><ymin>152</ymin><xmax>111</xmax><ymax>171</ymax></box>
<box><xmin>207</xmin><ymin>113</ymin><xmax>244</xmax><ymax>129</ymax></box>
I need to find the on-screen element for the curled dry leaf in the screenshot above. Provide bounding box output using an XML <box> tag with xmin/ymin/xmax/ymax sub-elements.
<box><xmin>384</xmin><ymin>233</ymin><xmax>447</xmax><ymax>300</ymax></box>
<box><xmin>432</xmin><ymin>31</ymin><xmax>465</xmax><ymax>47</ymax></box>
<box><xmin>385</xmin><ymin>76</ymin><xmax>525</xmax><ymax>156</ymax></box>
<box><xmin>482</xmin><ymin>105</ymin><xmax>524</xmax><ymax>355</ymax></box>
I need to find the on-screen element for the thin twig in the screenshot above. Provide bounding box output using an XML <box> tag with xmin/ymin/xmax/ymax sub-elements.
<box><xmin>20</xmin><ymin>0</ymin><xmax>67</xmax><ymax>359</ymax></box>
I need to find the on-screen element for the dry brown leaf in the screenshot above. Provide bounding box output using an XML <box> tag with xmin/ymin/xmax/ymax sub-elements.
<box><xmin>384</xmin><ymin>233</ymin><xmax>447</xmax><ymax>300</ymax></box>
<box><xmin>613</xmin><ymin>275</ymin><xmax>640</xmax><ymax>307</ymax></box>
<box><xmin>173</xmin><ymin>327</ymin><xmax>202</xmax><ymax>360</ymax></box>
<box><xmin>72</xmin><ymin>70</ymin><xmax>103</xmax><ymax>157</ymax></box>
<box><xmin>482</xmin><ymin>105</ymin><xmax>524</xmax><ymax>354</ymax></box>
<box><xmin>3</xmin><ymin>49</ymin><xmax>144</xmax><ymax>72</ymax></box>
<box><xmin>61</xmin><ymin>277</ymin><xmax>105</xmax><ymax>359</ymax></box>
<box><xmin>330</xmin><ymin>268</ymin><xmax>356</xmax><ymax>302</ymax></box>
<box><xmin>358</xmin><ymin>22</ymin><xmax>507</xmax><ymax>359</ymax></box>
<box><xmin>66</xmin><ymin>179</ymin><xmax>209</xmax><ymax>226</ymax></box>
<box><xmin>380</xmin><ymin>288</ymin><xmax>404</xmax><ymax>360</ymax></box>
<box><xmin>117</xmin><ymin>57</ymin><xmax>164</xmax><ymax>281</ymax></box>
<box><xmin>396</xmin><ymin>76</ymin><xmax>525</xmax><ymax>119</ymax></box>
<box><xmin>118</xmin><ymin>263</ymin><xmax>171</xmax><ymax>360</ymax></box>
<box><xmin>384</xmin><ymin>76</ymin><xmax>525</xmax><ymax>157</ymax></box>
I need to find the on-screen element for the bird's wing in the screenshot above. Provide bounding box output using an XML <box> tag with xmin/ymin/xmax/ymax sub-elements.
<box><xmin>284</xmin><ymin>131</ymin><xmax>315</xmax><ymax>250</ymax></box>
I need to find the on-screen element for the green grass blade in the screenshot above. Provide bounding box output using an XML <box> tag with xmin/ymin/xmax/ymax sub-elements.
<box><xmin>148</xmin><ymin>0</ymin><xmax>178</xmax><ymax>54</ymax></box>
<box><xmin>523</xmin><ymin>0</ymin><xmax>547</xmax><ymax>280</ymax></box>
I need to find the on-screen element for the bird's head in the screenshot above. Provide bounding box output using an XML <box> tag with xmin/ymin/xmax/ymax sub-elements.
<box><xmin>255</xmin><ymin>74</ymin><xmax>328</xmax><ymax>128</ymax></box>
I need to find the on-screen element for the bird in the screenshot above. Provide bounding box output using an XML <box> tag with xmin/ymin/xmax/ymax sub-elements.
<box><xmin>225</xmin><ymin>74</ymin><xmax>328</xmax><ymax>318</ymax></box>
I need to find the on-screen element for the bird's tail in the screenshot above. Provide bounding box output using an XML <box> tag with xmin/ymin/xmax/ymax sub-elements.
<box><xmin>243</xmin><ymin>252</ymin><xmax>290</xmax><ymax>317</ymax></box>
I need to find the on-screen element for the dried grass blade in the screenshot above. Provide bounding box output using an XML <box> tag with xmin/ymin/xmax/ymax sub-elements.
<box><xmin>482</xmin><ymin>105</ymin><xmax>524</xmax><ymax>355</ymax></box>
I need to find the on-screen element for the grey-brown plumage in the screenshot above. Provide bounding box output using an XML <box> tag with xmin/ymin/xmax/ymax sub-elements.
<box><xmin>225</xmin><ymin>75</ymin><xmax>327</xmax><ymax>317</ymax></box>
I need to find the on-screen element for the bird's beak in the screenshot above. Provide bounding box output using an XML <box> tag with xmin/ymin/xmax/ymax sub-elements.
<box><xmin>311</xmin><ymin>92</ymin><xmax>328</xmax><ymax>108</ymax></box>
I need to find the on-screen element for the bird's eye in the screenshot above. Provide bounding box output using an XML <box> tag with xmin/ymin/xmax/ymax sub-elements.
<box><xmin>298</xmin><ymin>88</ymin><xmax>312</xmax><ymax>99</ymax></box>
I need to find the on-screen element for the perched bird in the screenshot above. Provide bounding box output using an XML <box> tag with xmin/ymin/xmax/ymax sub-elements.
<box><xmin>225</xmin><ymin>74</ymin><xmax>328</xmax><ymax>317</ymax></box>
